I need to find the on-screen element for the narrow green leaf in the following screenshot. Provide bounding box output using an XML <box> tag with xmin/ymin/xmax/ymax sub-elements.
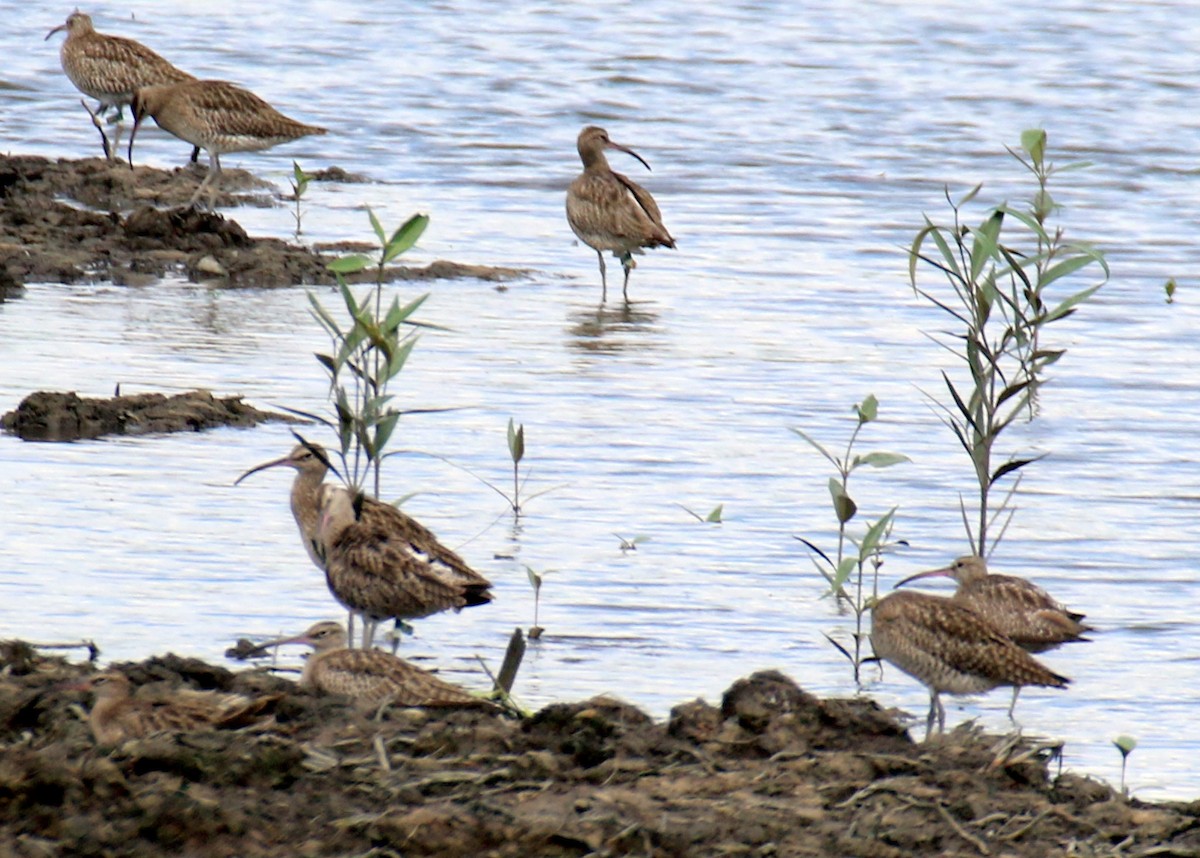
<box><xmin>790</xmin><ymin>427</ymin><xmax>838</xmax><ymax>468</ymax></box>
<box><xmin>859</xmin><ymin>508</ymin><xmax>897</xmax><ymax>558</ymax></box>
<box><xmin>853</xmin><ymin>451</ymin><xmax>910</xmax><ymax>468</ymax></box>
<box><xmin>705</xmin><ymin>504</ymin><xmax>724</xmax><ymax>523</ymax></box>
<box><xmin>367</xmin><ymin>207</ymin><xmax>386</xmax><ymax>246</ymax></box>
<box><xmin>373</xmin><ymin>410</ymin><xmax>401</xmax><ymax>452</ymax></box>
<box><xmin>989</xmin><ymin>456</ymin><xmax>1041</xmax><ymax>486</ymax></box>
<box><xmin>969</xmin><ymin>211</ymin><xmax>1004</xmax><ymax>282</ymax></box>
<box><xmin>384</xmin><ymin>213</ymin><xmax>431</xmax><ymax>263</ymax></box>
<box><xmin>1044</xmin><ymin>283</ymin><xmax>1103</xmax><ymax>323</ymax></box>
<box><xmin>328</xmin><ymin>254</ymin><xmax>374</xmax><ymax>274</ymax></box>
<box><xmin>831</xmin><ymin>556</ymin><xmax>858</xmax><ymax>590</ymax></box>
<box><xmin>956</xmin><ymin>183</ymin><xmax>983</xmax><ymax>207</ymax></box>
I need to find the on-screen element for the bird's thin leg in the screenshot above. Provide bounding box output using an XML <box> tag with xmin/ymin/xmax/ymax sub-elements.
<box><xmin>1007</xmin><ymin>686</ymin><xmax>1021</xmax><ymax>722</ymax></box>
<box><xmin>595</xmin><ymin>250</ymin><xmax>607</xmax><ymax>303</ymax></box>
<box><xmin>80</xmin><ymin>99</ymin><xmax>113</xmax><ymax>161</ymax></box>
<box><xmin>346</xmin><ymin>611</ymin><xmax>356</xmax><ymax>647</ymax></box>
<box><xmin>620</xmin><ymin>252</ymin><xmax>633</xmax><ymax>303</ymax></box>
<box><xmin>190</xmin><ymin>145</ymin><xmax>200</xmax><ymax>164</ymax></box>
<box><xmin>362</xmin><ymin>617</ymin><xmax>377</xmax><ymax>650</ymax></box>
<box><xmin>925</xmin><ymin>694</ymin><xmax>938</xmax><ymax>741</ymax></box>
<box><xmin>188</xmin><ymin>152</ymin><xmax>220</xmax><ymax>209</ymax></box>
<box><xmin>936</xmin><ymin>693</ymin><xmax>946</xmax><ymax>734</ymax></box>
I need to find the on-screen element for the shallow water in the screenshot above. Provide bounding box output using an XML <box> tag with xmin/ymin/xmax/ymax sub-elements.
<box><xmin>3</xmin><ymin>0</ymin><xmax>1200</xmax><ymax>799</ymax></box>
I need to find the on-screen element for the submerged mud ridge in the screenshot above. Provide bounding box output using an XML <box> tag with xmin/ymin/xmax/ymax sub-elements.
<box><xmin>1</xmin><ymin>645</ymin><xmax>1196</xmax><ymax>858</ymax></box>
<box><xmin>0</xmin><ymin>154</ymin><xmax>528</xmax><ymax>288</ymax></box>
<box><xmin>1</xmin><ymin>389</ymin><xmax>297</xmax><ymax>441</ymax></box>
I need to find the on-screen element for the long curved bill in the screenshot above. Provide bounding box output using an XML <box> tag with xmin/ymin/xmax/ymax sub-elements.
<box><xmin>233</xmin><ymin>453</ymin><xmax>294</xmax><ymax>486</ymax></box>
<box><xmin>607</xmin><ymin>139</ymin><xmax>653</xmax><ymax>172</ymax></box>
<box><xmin>893</xmin><ymin>564</ymin><xmax>955</xmax><ymax>590</ymax></box>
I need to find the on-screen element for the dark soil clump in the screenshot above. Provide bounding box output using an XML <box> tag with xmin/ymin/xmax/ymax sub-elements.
<box><xmin>1</xmin><ymin>646</ymin><xmax>1194</xmax><ymax>858</ymax></box>
<box><xmin>0</xmin><ymin>154</ymin><xmax>528</xmax><ymax>288</ymax></box>
<box><xmin>1</xmin><ymin>389</ymin><xmax>297</xmax><ymax>441</ymax></box>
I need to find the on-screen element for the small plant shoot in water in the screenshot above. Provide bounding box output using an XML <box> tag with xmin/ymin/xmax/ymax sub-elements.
<box><xmin>1113</xmin><ymin>735</ymin><xmax>1137</xmax><ymax>795</ymax></box>
<box><xmin>908</xmin><ymin>130</ymin><xmax>1108</xmax><ymax>556</ymax></box>
<box><xmin>679</xmin><ymin>503</ymin><xmax>724</xmax><ymax>524</ymax></box>
<box><xmin>795</xmin><ymin>395</ymin><xmax>909</xmax><ymax>687</ymax></box>
<box><xmin>289</xmin><ymin>161</ymin><xmax>312</xmax><ymax>238</ymax></box>
<box><xmin>524</xmin><ymin>564</ymin><xmax>557</xmax><ymax>639</ymax></box>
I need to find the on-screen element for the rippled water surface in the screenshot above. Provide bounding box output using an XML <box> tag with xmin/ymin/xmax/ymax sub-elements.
<box><xmin>3</xmin><ymin>0</ymin><xmax>1200</xmax><ymax>799</ymax></box>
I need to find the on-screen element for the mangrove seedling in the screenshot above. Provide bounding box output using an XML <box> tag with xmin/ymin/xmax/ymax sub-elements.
<box><xmin>614</xmin><ymin>533</ymin><xmax>650</xmax><ymax>552</ymax></box>
<box><xmin>908</xmin><ymin>129</ymin><xmax>1108</xmax><ymax>556</ymax></box>
<box><xmin>1113</xmin><ymin>735</ymin><xmax>1137</xmax><ymax>795</ymax></box>
<box><xmin>679</xmin><ymin>503</ymin><xmax>724</xmax><ymax>524</ymax></box>
<box><xmin>523</xmin><ymin>564</ymin><xmax>556</xmax><ymax>639</ymax></box>
<box><xmin>307</xmin><ymin>209</ymin><xmax>431</xmax><ymax>496</ymax></box>
<box><xmin>290</xmin><ymin>160</ymin><xmax>312</xmax><ymax>238</ymax></box>
<box><xmin>794</xmin><ymin>394</ymin><xmax>909</xmax><ymax>687</ymax></box>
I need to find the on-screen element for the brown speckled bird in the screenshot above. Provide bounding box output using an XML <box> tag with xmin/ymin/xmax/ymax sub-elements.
<box><xmin>45</xmin><ymin>11</ymin><xmax>199</xmax><ymax>162</ymax></box>
<box><xmin>566</xmin><ymin>125</ymin><xmax>675</xmax><ymax>303</ymax></box>
<box><xmin>72</xmin><ymin>671</ymin><xmax>280</xmax><ymax>746</ymax></box>
<box><xmin>870</xmin><ymin>590</ymin><xmax>1069</xmax><ymax>738</ymax></box>
<box><xmin>258</xmin><ymin>621</ymin><xmax>490</xmax><ymax>708</ymax></box>
<box><xmin>129</xmin><ymin>79</ymin><xmax>327</xmax><ymax>208</ymax></box>
<box><xmin>314</xmin><ymin>484</ymin><xmax>493</xmax><ymax>649</ymax></box>
<box><xmin>895</xmin><ymin>555</ymin><xmax>1092</xmax><ymax>653</ymax></box>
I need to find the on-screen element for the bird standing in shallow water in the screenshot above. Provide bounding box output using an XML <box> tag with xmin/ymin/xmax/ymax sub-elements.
<box><xmin>45</xmin><ymin>11</ymin><xmax>199</xmax><ymax>162</ymax></box>
<box><xmin>895</xmin><ymin>555</ymin><xmax>1092</xmax><ymax>653</ymax></box>
<box><xmin>870</xmin><ymin>590</ymin><xmax>1069</xmax><ymax>739</ymax></box>
<box><xmin>255</xmin><ymin>621</ymin><xmax>491</xmax><ymax>708</ymax></box>
<box><xmin>129</xmin><ymin>79</ymin><xmax>327</xmax><ymax>208</ymax></box>
<box><xmin>235</xmin><ymin>442</ymin><xmax>492</xmax><ymax>649</ymax></box>
<box><xmin>314</xmin><ymin>484</ymin><xmax>494</xmax><ymax>650</ymax></box>
<box><xmin>566</xmin><ymin>125</ymin><xmax>675</xmax><ymax>303</ymax></box>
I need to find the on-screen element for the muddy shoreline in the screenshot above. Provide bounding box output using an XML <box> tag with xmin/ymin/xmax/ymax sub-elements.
<box><xmin>1</xmin><ymin>641</ymin><xmax>1196</xmax><ymax>857</ymax></box>
<box><xmin>0</xmin><ymin>153</ymin><xmax>527</xmax><ymax>288</ymax></box>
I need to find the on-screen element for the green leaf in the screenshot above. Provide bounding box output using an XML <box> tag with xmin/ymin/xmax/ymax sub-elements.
<box><xmin>507</xmin><ymin>419</ymin><xmax>525</xmax><ymax>463</ymax></box>
<box><xmin>367</xmin><ymin>207</ymin><xmax>386</xmax><ymax>246</ymax></box>
<box><xmin>1020</xmin><ymin>129</ymin><xmax>1046</xmax><ymax>167</ymax></box>
<box><xmin>831</xmin><ymin>556</ymin><xmax>858</xmax><ymax>590</ymax></box>
<box><xmin>373</xmin><ymin>410</ymin><xmax>401</xmax><ymax>452</ymax></box>
<box><xmin>852</xmin><ymin>451</ymin><xmax>910</xmax><ymax>469</ymax></box>
<box><xmin>855</xmin><ymin>394</ymin><xmax>879</xmax><ymax>423</ymax></box>
<box><xmin>989</xmin><ymin>456</ymin><xmax>1041</xmax><ymax>486</ymax></box>
<box><xmin>1113</xmin><ymin>735</ymin><xmax>1137</xmax><ymax>757</ymax></box>
<box><xmin>828</xmin><ymin>478</ymin><xmax>857</xmax><ymax>524</ymax></box>
<box><xmin>524</xmin><ymin>565</ymin><xmax>542</xmax><ymax>591</ymax></box>
<box><xmin>1044</xmin><ymin>283</ymin><xmax>1103</xmax><ymax>323</ymax></box>
<box><xmin>859</xmin><ymin>508</ymin><xmax>896</xmax><ymax>559</ymax></box>
<box><xmin>328</xmin><ymin>254</ymin><xmax>373</xmax><ymax>274</ymax></box>
<box><xmin>386</xmin><ymin>338</ymin><xmax>417</xmax><ymax>381</ymax></box>
<box><xmin>705</xmin><ymin>504</ymin><xmax>724</xmax><ymax>523</ymax></box>
<box><xmin>969</xmin><ymin>211</ymin><xmax>1004</xmax><ymax>282</ymax></box>
<box><xmin>383</xmin><ymin>213</ymin><xmax>430</xmax><ymax>263</ymax></box>
<box><xmin>307</xmin><ymin>292</ymin><xmax>343</xmax><ymax>338</ymax></box>
<box><xmin>790</xmin><ymin>427</ymin><xmax>838</xmax><ymax>468</ymax></box>
<box><xmin>956</xmin><ymin>183</ymin><xmax>983</xmax><ymax>208</ymax></box>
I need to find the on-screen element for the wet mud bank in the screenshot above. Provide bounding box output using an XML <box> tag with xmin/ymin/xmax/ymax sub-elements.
<box><xmin>0</xmin><ymin>389</ymin><xmax>297</xmax><ymax>441</ymax></box>
<box><xmin>0</xmin><ymin>154</ymin><xmax>527</xmax><ymax>288</ymax></box>
<box><xmin>2</xmin><ymin>644</ymin><xmax>1196</xmax><ymax>858</ymax></box>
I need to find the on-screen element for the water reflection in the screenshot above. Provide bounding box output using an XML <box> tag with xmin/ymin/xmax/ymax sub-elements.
<box><xmin>566</xmin><ymin>301</ymin><xmax>662</xmax><ymax>353</ymax></box>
